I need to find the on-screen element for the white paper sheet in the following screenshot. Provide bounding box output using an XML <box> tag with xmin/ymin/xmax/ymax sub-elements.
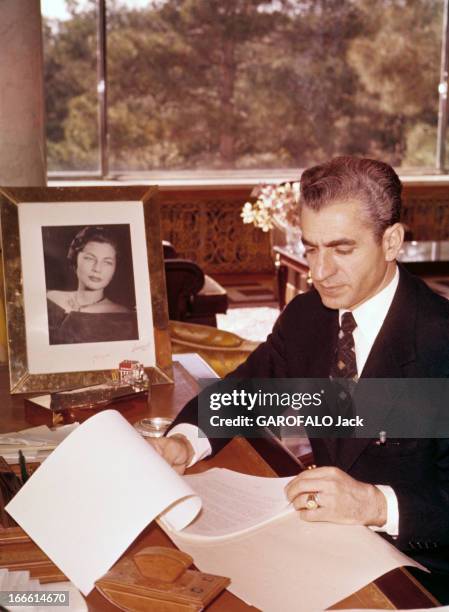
<box><xmin>167</xmin><ymin>512</ymin><xmax>425</xmax><ymax>612</ymax></box>
<box><xmin>181</xmin><ymin>468</ymin><xmax>294</xmax><ymax>537</ymax></box>
<box><xmin>4</xmin><ymin>412</ymin><xmax>429</xmax><ymax>609</ymax></box>
<box><xmin>0</xmin><ymin>424</ymin><xmax>78</xmax><ymax>462</ymax></box>
<box><xmin>174</xmin><ymin>353</ymin><xmax>219</xmax><ymax>379</ymax></box>
<box><xmin>6</xmin><ymin>410</ymin><xmax>201</xmax><ymax>596</ymax></box>
<box><xmin>38</xmin><ymin>580</ymin><xmax>87</xmax><ymax>612</ymax></box>
<box><xmin>0</xmin><ymin>569</ymin><xmax>6</xmax><ymax>591</ymax></box>
<box><xmin>0</xmin><ymin>570</ymin><xmax>87</xmax><ymax>612</ymax></box>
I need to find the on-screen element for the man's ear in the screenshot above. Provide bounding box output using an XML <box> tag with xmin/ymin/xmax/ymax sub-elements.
<box><xmin>382</xmin><ymin>223</ymin><xmax>404</xmax><ymax>261</ymax></box>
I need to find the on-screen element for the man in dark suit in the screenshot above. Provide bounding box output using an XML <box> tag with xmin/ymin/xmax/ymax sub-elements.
<box><xmin>153</xmin><ymin>157</ymin><xmax>449</xmax><ymax>594</ymax></box>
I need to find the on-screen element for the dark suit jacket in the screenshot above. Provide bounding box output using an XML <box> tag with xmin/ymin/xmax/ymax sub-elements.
<box><xmin>171</xmin><ymin>266</ymin><xmax>449</xmax><ymax>568</ymax></box>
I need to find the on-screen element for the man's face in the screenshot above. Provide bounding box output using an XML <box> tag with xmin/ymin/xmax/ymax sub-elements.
<box><xmin>301</xmin><ymin>200</ymin><xmax>393</xmax><ymax>310</ymax></box>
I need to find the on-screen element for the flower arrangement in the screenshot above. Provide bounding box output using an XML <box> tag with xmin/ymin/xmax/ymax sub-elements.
<box><xmin>241</xmin><ymin>182</ymin><xmax>301</xmax><ymax>232</ymax></box>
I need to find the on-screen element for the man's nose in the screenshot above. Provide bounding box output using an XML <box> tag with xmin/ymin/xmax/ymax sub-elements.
<box><xmin>310</xmin><ymin>250</ymin><xmax>336</xmax><ymax>282</ymax></box>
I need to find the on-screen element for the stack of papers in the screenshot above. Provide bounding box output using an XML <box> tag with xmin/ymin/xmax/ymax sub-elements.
<box><xmin>0</xmin><ymin>424</ymin><xmax>78</xmax><ymax>463</ymax></box>
<box><xmin>6</xmin><ymin>411</ymin><xmax>424</xmax><ymax>608</ymax></box>
<box><xmin>0</xmin><ymin>568</ymin><xmax>86</xmax><ymax>611</ymax></box>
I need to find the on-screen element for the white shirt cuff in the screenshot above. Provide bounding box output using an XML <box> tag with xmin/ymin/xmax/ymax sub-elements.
<box><xmin>369</xmin><ymin>485</ymin><xmax>399</xmax><ymax>537</ymax></box>
<box><xmin>167</xmin><ymin>423</ymin><xmax>212</xmax><ymax>467</ymax></box>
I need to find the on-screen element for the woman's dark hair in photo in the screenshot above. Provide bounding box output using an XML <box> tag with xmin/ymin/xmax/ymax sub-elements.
<box><xmin>66</xmin><ymin>226</ymin><xmax>120</xmax><ymax>270</ymax></box>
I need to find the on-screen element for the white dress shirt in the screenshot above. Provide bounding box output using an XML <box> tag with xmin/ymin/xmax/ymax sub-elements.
<box><xmin>169</xmin><ymin>266</ymin><xmax>401</xmax><ymax>535</ymax></box>
<box><xmin>344</xmin><ymin>266</ymin><xmax>400</xmax><ymax>537</ymax></box>
<box><xmin>347</xmin><ymin>266</ymin><xmax>399</xmax><ymax>376</ymax></box>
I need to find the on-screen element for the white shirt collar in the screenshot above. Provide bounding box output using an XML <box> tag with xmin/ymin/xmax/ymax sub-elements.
<box><xmin>339</xmin><ymin>266</ymin><xmax>400</xmax><ymax>375</ymax></box>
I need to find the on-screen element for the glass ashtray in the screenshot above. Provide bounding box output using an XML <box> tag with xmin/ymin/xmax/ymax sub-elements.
<box><xmin>134</xmin><ymin>417</ymin><xmax>173</xmax><ymax>438</ymax></box>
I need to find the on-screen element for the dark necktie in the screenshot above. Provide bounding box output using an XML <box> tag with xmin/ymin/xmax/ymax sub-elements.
<box><xmin>330</xmin><ymin>311</ymin><xmax>358</xmax><ymax>381</ymax></box>
<box><xmin>329</xmin><ymin>312</ymin><xmax>358</xmax><ymax>454</ymax></box>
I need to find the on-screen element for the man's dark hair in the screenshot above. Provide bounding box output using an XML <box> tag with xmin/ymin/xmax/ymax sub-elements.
<box><xmin>300</xmin><ymin>156</ymin><xmax>402</xmax><ymax>241</ymax></box>
<box><xmin>67</xmin><ymin>226</ymin><xmax>119</xmax><ymax>269</ymax></box>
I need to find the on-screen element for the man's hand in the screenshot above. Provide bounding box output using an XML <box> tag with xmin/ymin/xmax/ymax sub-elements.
<box><xmin>149</xmin><ymin>434</ymin><xmax>194</xmax><ymax>474</ymax></box>
<box><xmin>285</xmin><ymin>466</ymin><xmax>387</xmax><ymax>527</ymax></box>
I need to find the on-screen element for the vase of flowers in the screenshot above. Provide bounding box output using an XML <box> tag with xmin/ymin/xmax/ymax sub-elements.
<box><xmin>241</xmin><ymin>182</ymin><xmax>303</xmax><ymax>254</ymax></box>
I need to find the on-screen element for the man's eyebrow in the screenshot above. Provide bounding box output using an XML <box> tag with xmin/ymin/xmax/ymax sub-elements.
<box><xmin>302</xmin><ymin>237</ymin><xmax>357</xmax><ymax>248</ymax></box>
<box><xmin>325</xmin><ymin>238</ymin><xmax>356</xmax><ymax>247</ymax></box>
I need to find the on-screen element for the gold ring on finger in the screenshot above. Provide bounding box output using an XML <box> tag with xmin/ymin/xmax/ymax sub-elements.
<box><xmin>306</xmin><ymin>493</ymin><xmax>319</xmax><ymax>510</ymax></box>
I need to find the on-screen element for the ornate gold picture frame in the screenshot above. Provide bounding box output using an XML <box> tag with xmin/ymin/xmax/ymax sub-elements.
<box><xmin>0</xmin><ymin>186</ymin><xmax>172</xmax><ymax>393</ymax></box>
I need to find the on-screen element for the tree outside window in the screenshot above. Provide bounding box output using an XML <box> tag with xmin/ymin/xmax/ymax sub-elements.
<box><xmin>42</xmin><ymin>0</ymin><xmax>445</xmax><ymax>175</ymax></box>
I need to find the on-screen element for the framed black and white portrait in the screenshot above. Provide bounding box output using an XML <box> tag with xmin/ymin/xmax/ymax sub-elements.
<box><xmin>42</xmin><ymin>223</ymin><xmax>138</xmax><ymax>345</ymax></box>
<box><xmin>0</xmin><ymin>186</ymin><xmax>172</xmax><ymax>393</ymax></box>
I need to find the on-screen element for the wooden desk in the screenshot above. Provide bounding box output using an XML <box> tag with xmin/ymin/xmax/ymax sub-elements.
<box><xmin>0</xmin><ymin>362</ymin><xmax>200</xmax><ymax>435</ymax></box>
<box><xmin>0</xmin><ymin>364</ymin><xmax>438</xmax><ymax>610</ymax></box>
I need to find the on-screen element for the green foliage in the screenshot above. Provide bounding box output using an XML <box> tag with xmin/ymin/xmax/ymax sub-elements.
<box><xmin>43</xmin><ymin>0</ymin><xmax>444</xmax><ymax>172</ymax></box>
<box><xmin>44</xmin><ymin>1</ymin><xmax>98</xmax><ymax>170</ymax></box>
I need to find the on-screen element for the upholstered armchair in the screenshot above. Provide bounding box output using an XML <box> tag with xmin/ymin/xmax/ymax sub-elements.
<box><xmin>163</xmin><ymin>241</ymin><xmax>228</xmax><ymax>327</ymax></box>
<box><xmin>169</xmin><ymin>320</ymin><xmax>259</xmax><ymax>377</ymax></box>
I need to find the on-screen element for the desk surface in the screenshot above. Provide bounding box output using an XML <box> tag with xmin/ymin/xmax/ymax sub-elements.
<box><xmin>0</xmin><ymin>364</ymin><xmax>438</xmax><ymax>610</ymax></box>
<box><xmin>0</xmin><ymin>361</ymin><xmax>199</xmax><ymax>434</ymax></box>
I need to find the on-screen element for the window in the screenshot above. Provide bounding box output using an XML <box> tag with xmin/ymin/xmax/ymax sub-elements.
<box><xmin>42</xmin><ymin>0</ymin><xmax>99</xmax><ymax>173</ymax></box>
<box><xmin>42</xmin><ymin>0</ymin><xmax>446</xmax><ymax>176</ymax></box>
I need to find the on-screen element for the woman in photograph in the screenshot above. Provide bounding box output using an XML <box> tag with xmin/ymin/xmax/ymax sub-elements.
<box><xmin>47</xmin><ymin>226</ymin><xmax>138</xmax><ymax>344</ymax></box>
